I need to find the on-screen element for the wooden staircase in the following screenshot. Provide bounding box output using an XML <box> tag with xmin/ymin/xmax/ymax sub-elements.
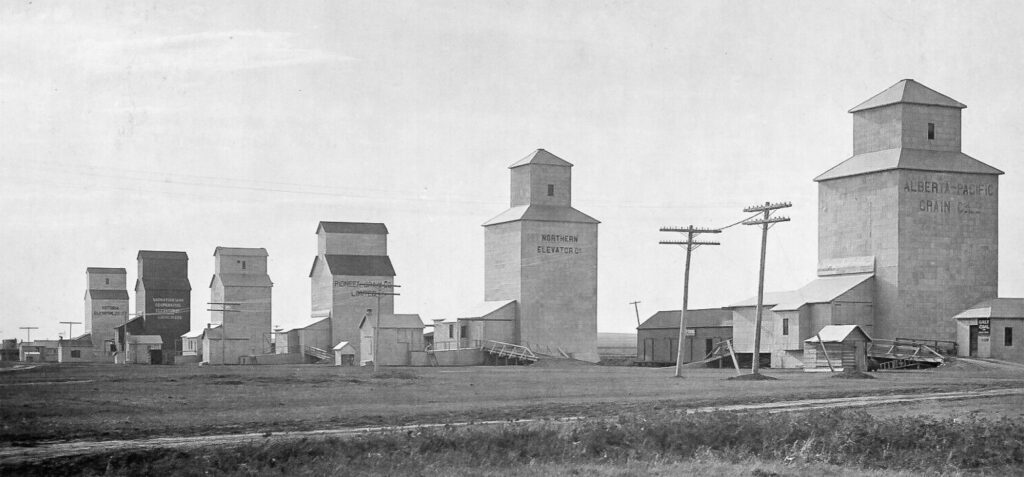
<box><xmin>302</xmin><ymin>345</ymin><xmax>332</xmax><ymax>363</ymax></box>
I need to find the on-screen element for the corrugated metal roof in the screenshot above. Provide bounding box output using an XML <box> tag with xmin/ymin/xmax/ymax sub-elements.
<box><xmin>728</xmin><ymin>273</ymin><xmax>873</xmax><ymax>311</ymax></box>
<box><xmin>137</xmin><ymin>250</ymin><xmax>188</xmax><ymax>260</ymax></box>
<box><xmin>362</xmin><ymin>314</ymin><xmax>425</xmax><ymax>329</ymax></box>
<box><xmin>136</xmin><ymin>277</ymin><xmax>192</xmax><ymax>291</ymax></box>
<box><xmin>815</xmin><ymin>149</ymin><xmax>1003</xmax><ymax>182</ymax></box>
<box><xmin>848</xmin><ymin>79</ymin><xmax>966</xmax><ymax>113</ymax></box>
<box><xmin>284</xmin><ymin>317</ymin><xmax>330</xmax><ymax>332</ymax></box>
<box><xmin>316</xmin><ymin>222</ymin><xmax>388</xmax><ymax>235</ymax></box>
<box><xmin>638</xmin><ymin>309</ymin><xmax>733</xmax><ymax>330</ymax></box>
<box><xmin>804</xmin><ymin>325</ymin><xmax>872</xmax><ymax>343</ymax></box>
<box><xmin>333</xmin><ymin>341</ymin><xmax>355</xmax><ymax>352</ymax></box>
<box><xmin>88</xmin><ymin>289</ymin><xmax>130</xmax><ymax>300</ymax></box>
<box><xmin>318</xmin><ymin>254</ymin><xmax>396</xmax><ymax>277</ymax></box>
<box><xmin>213</xmin><ymin>247</ymin><xmax>268</xmax><ymax>257</ymax></box>
<box><xmin>214</xmin><ymin>273</ymin><xmax>273</xmax><ymax>288</ymax></box>
<box><xmin>86</xmin><ymin>267</ymin><xmax>126</xmax><ymax>274</ymax></box>
<box><xmin>954</xmin><ymin>298</ymin><xmax>1024</xmax><ymax>319</ymax></box>
<box><xmin>456</xmin><ymin>300</ymin><xmax>516</xmax><ymax>320</ymax></box>
<box><xmin>483</xmin><ymin>204</ymin><xmax>600</xmax><ymax>226</ymax></box>
<box><xmin>508</xmin><ymin>149</ymin><xmax>573</xmax><ymax>169</ymax></box>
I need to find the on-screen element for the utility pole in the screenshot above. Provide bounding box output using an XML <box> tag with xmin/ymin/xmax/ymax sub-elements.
<box><xmin>629</xmin><ymin>301</ymin><xmax>642</xmax><ymax>328</ymax></box>
<box><xmin>208</xmin><ymin>302</ymin><xmax>241</xmax><ymax>365</ymax></box>
<box><xmin>660</xmin><ymin>225</ymin><xmax>722</xmax><ymax>377</ymax></box>
<box><xmin>354</xmin><ymin>281</ymin><xmax>401</xmax><ymax>373</ymax></box>
<box><xmin>19</xmin><ymin>326</ymin><xmax>38</xmax><ymax>342</ymax></box>
<box><xmin>59</xmin><ymin>321</ymin><xmax>82</xmax><ymax>339</ymax></box>
<box><xmin>742</xmin><ymin>201</ymin><xmax>791</xmax><ymax>375</ymax></box>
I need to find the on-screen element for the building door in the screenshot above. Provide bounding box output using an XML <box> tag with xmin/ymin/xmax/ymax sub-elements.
<box><xmin>705</xmin><ymin>339</ymin><xmax>714</xmax><ymax>359</ymax></box>
<box><xmin>969</xmin><ymin>325</ymin><xmax>979</xmax><ymax>357</ymax></box>
<box><xmin>149</xmin><ymin>349</ymin><xmax>163</xmax><ymax>364</ymax></box>
<box><xmin>643</xmin><ymin>338</ymin><xmax>654</xmax><ymax>362</ymax></box>
<box><xmin>669</xmin><ymin>338</ymin><xmax>677</xmax><ymax>363</ymax></box>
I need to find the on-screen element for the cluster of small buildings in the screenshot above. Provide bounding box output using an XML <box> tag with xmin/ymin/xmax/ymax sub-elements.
<box><xmin>11</xmin><ymin>148</ymin><xmax>602</xmax><ymax>367</ymax></box>
<box><xmin>636</xmin><ymin>79</ymin><xmax>1024</xmax><ymax>369</ymax></box>
<box><xmin>8</xmin><ymin>79</ymin><xmax>1023</xmax><ymax>370</ymax></box>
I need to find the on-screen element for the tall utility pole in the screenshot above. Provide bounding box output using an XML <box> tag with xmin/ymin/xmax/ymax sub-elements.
<box><xmin>19</xmin><ymin>326</ymin><xmax>39</xmax><ymax>342</ymax></box>
<box><xmin>629</xmin><ymin>301</ymin><xmax>642</xmax><ymax>328</ymax></box>
<box><xmin>660</xmin><ymin>225</ymin><xmax>722</xmax><ymax>377</ymax></box>
<box><xmin>354</xmin><ymin>281</ymin><xmax>401</xmax><ymax>373</ymax></box>
<box><xmin>742</xmin><ymin>201</ymin><xmax>792</xmax><ymax>375</ymax></box>
<box><xmin>208</xmin><ymin>302</ymin><xmax>240</xmax><ymax>365</ymax></box>
<box><xmin>59</xmin><ymin>321</ymin><xmax>81</xmax><ymax>339</ymax></box>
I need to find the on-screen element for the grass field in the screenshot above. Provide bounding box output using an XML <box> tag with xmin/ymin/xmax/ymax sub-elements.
<box><xmin>3</xmin><ymin>359</ymin><xmax>1024</xmax><ymax>444</ymax></box>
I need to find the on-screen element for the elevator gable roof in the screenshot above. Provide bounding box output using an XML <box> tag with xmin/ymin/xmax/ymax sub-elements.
<box><xmin>86</xmin><ymin>267</ymin><xmax>126</xmax><ymax>274</ymax></box>
<box><xmin>309</xmin><ymin>254</ymin><xmax>396</xmax><ymax>277</ymax></box>
<box><xmin>214</xmin><ymin>247</ymin><xmax>268</xmax><ymax>257</ymax></box>
<box><xmin>316</xmin><ymin>222</ymin><xmax>389</xmax><ymax>235</ymax></box>
<box><xmin>849</xmin><ymin>79</ymin><xmax>966</xmax><ymax>113</ymax></box>
<box><xmin>137</xmin><ymin>250</ymin><xmax>188</xmax><ymax>260</ymax></box>
<box><xmin>483</xmin><ymin>204</ymin><xmax>600</xmax><ymax>226</ymax></box>
<box><xmin>509</xmin><ymin>149</ymin><xmax>573</xmax><ymax>169</ymax></box>
<box><xmin>815</xmin><ymin>148</ymin><xmax>1003</xmax><ymax>182</ymax></box>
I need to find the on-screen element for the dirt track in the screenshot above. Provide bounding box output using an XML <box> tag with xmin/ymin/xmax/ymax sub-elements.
<box><xmin>3</xmin><ymin>387</ymin><xmax>1021</xmax><ymax>466</ymax></box>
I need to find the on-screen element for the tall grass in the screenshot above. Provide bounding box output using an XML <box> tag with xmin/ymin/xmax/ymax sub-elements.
<box><xmin>9</xmin><ymin>409</ymin><xmax>1024</xmax><ymax>476</ymax></box>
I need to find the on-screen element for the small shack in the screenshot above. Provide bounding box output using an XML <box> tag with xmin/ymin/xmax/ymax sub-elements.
<box><xmin>360</xmin><ymin>314</ymin><xmax>425</xmax><ymax>366</ymax></box>
<box><xmin>334</xmin><ymin>341</ymin><xmax>356</xmax><ymax>366</ymax></box>
<box><xmin>124</xmin><ymin>335</ymin><xmax>164</xmax><ymax>364</ymax></box>
<box><xmin>954</xmin><ymin>298</ymin><xmax>1024</xmax><ymax>363</ymax></box>
<box><xmin>803</xmin><ymin>325</ymin><xmax>871</xmax><ymax>372</ymax></box>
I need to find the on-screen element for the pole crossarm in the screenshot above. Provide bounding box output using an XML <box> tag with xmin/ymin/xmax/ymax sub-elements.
<box><xmin>742</xmin><ymin>201</ymin><xmax>792</xmax><ymax>213</ymax></box>
<box><xmin>659</xmin><ymin>226</ymin><xmax>723</xmax><ymax>234</ymax></box>
<box><xmin>742</xmin><ymin>216</ymin><xmax>791</xmax><ymax>226</ymax></box>
<box><xmin>659</xmin><ymin>240</ymin><xmax>721</xmax><ymax>246</ymax></box>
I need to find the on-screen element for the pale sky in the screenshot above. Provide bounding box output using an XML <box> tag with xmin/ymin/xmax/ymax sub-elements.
<box><xmin>2</xmin><ymin>1</ymin><xmax>1023</xmax><ymax>341</ymax></box>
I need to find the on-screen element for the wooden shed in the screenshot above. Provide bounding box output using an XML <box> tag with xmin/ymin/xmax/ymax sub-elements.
<box><xmin>803</xmin><ymin>325</ymin><xmax>871</xmax><ymax>371</ymax></box>
<box><xmin>333</xmin><ymin>341</ymin><xmax>356</xmax><ymax>366</ymax></box>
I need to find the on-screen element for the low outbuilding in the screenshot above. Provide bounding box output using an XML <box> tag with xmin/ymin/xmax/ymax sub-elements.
<box><xmin>636</xmin><ymin>309</ymin><xmax>732</xmax><ymax>366</ymax></box>
<box><xmin>954</xmin><ymin>298</ymin><xmax>1024</xmax><ymax>363</ymax></box>
<box><xmin>359</xmin><ymin>314</ymin><xmax>425</xmax><ymax>366</ymax></box>
<box><xmin>333</xmin><ymin>341</ymin><xmax>356</xmax><ymax>366</ymax></box>
<box><xmin>803</xmin><ymin>325</ymin><xmax>871</xmax><ymax>371</ymax></box>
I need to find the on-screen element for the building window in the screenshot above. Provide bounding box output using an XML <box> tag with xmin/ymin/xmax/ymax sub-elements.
<box><xmin>242</xmin><ymin>261</ymin><xmax>246</xmax><ymax>270</ymax></box>
<box><xmin>928</xmin><ymin>123</ymin><xmax>935</xmax><ymax>140</ymax></box>
<box><xmin>105</xmin><ymin>278</ymin><xmax>110</xmax><ymax>285</ymax></box>
<box><xmin>448</xmin><ymin>325</ymin><xmax>454</xmax><ymax>339</ymax></box>
<box><xmin>1006</xmin><ymin>327</ymin><xmax>1013</xmax><ymax>347</ymax></box>
<box><xmin>547</xmin><ymin>184</ymin><xmax>554</xmax><ymax>196</ymax></box>
<box><xmin>71</xmin><ymin>350</ymin><xmax>81</xmax><ymax>358</ymax></box>
<box><xmin>461</xmin><ymin>325</ymin><xmax>468</xmax><ymax>339</ymax></box>
<box><xmin>782</xmin><ymin>318</ymin><xmax>789</xmax><ymax>336</ymax></box>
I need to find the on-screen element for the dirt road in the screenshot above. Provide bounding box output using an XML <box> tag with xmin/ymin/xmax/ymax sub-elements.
<box><xmin>3</xmin><ymin>387</ymin><xmax>1021</xmax><ymax>466</ymax></box>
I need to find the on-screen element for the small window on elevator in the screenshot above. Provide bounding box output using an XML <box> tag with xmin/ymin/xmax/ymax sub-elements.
<box><xmin>927</xmin><ymin>123</ymin><xmax>935</xmax><ymax>140</ymax></box>
<box><xmin>242</xmin><ymin>260</ymin><xmax>246</xmax><ymax>270</ymax></box>
<box><xmin>1006</xmin><ymin>327</ymin><xmax>1014</xmax><ymax>347</ymax></box>
<box><xmin>105</xmin><ymin>278</ymin><xmax>110</xmax><ymax>285</ymax></box>
<box><xmin>782</xmin><ymin>318</ymin><xmax>789</xmax><ymax>336</ymax></box>
<box><xmin>547</xmin><ymin>184</ymin><xmax>554</xmax><ymax>196</ymax></box>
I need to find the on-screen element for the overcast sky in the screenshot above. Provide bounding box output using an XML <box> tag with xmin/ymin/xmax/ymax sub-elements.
<box><xmin>2</xmin><ymin>1</ymin><xmax>1023</xmax><ymax>341</ymax></box>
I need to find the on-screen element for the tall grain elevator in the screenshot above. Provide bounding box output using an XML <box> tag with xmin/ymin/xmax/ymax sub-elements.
<box><xmin>133</xmin><ymin>250</ymin><xmax>192</xmax><ymax>363</ymax></box>
<box><xmin>84</xmin><ymin>267</ymin><xmax>129</xmax><ymax>355</ymax></box>
<box><xmin>483</xmin><ymin>149</ymin><xmax>600</xmax><ymax>362</ymax></box>
<box><xmin>206</xmin><ymin>247</ymin><xmax>273</xmax><ymax>364</ymax></box>
<box><xmin>815</xmin><ymin>79</ymin><xmax>1002</xmax><ymax>341</ymax></box>
<box><xmin>309</xmin><ymin>222</ymin><xmax>396</xmax><ymax>358</ymax></box>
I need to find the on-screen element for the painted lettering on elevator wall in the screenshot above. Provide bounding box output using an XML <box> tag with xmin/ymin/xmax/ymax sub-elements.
<box><xmin>905</xmin><ymin>176</ymin><xmax>993</xmax><ymax>215</ymax></box>
<box><xmin>533</xmin><ymin>233</ymin><xmax>582</xmax><ymax>255</ymax></box>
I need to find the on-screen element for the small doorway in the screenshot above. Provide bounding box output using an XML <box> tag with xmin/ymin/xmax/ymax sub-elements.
<box><xmin>149</xmin><ymin>349</ymin><xmax>163</xmax><ymax>364</ymax></box>
<box><xmin>969</xmin><ymin>325</ymin><xmax>979</xmax><ymax>357</ymax></box>
<box><xmin>643</xmin><ymin>338</ymin><xmax>654</xmax><ymax>361</ymax></box>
